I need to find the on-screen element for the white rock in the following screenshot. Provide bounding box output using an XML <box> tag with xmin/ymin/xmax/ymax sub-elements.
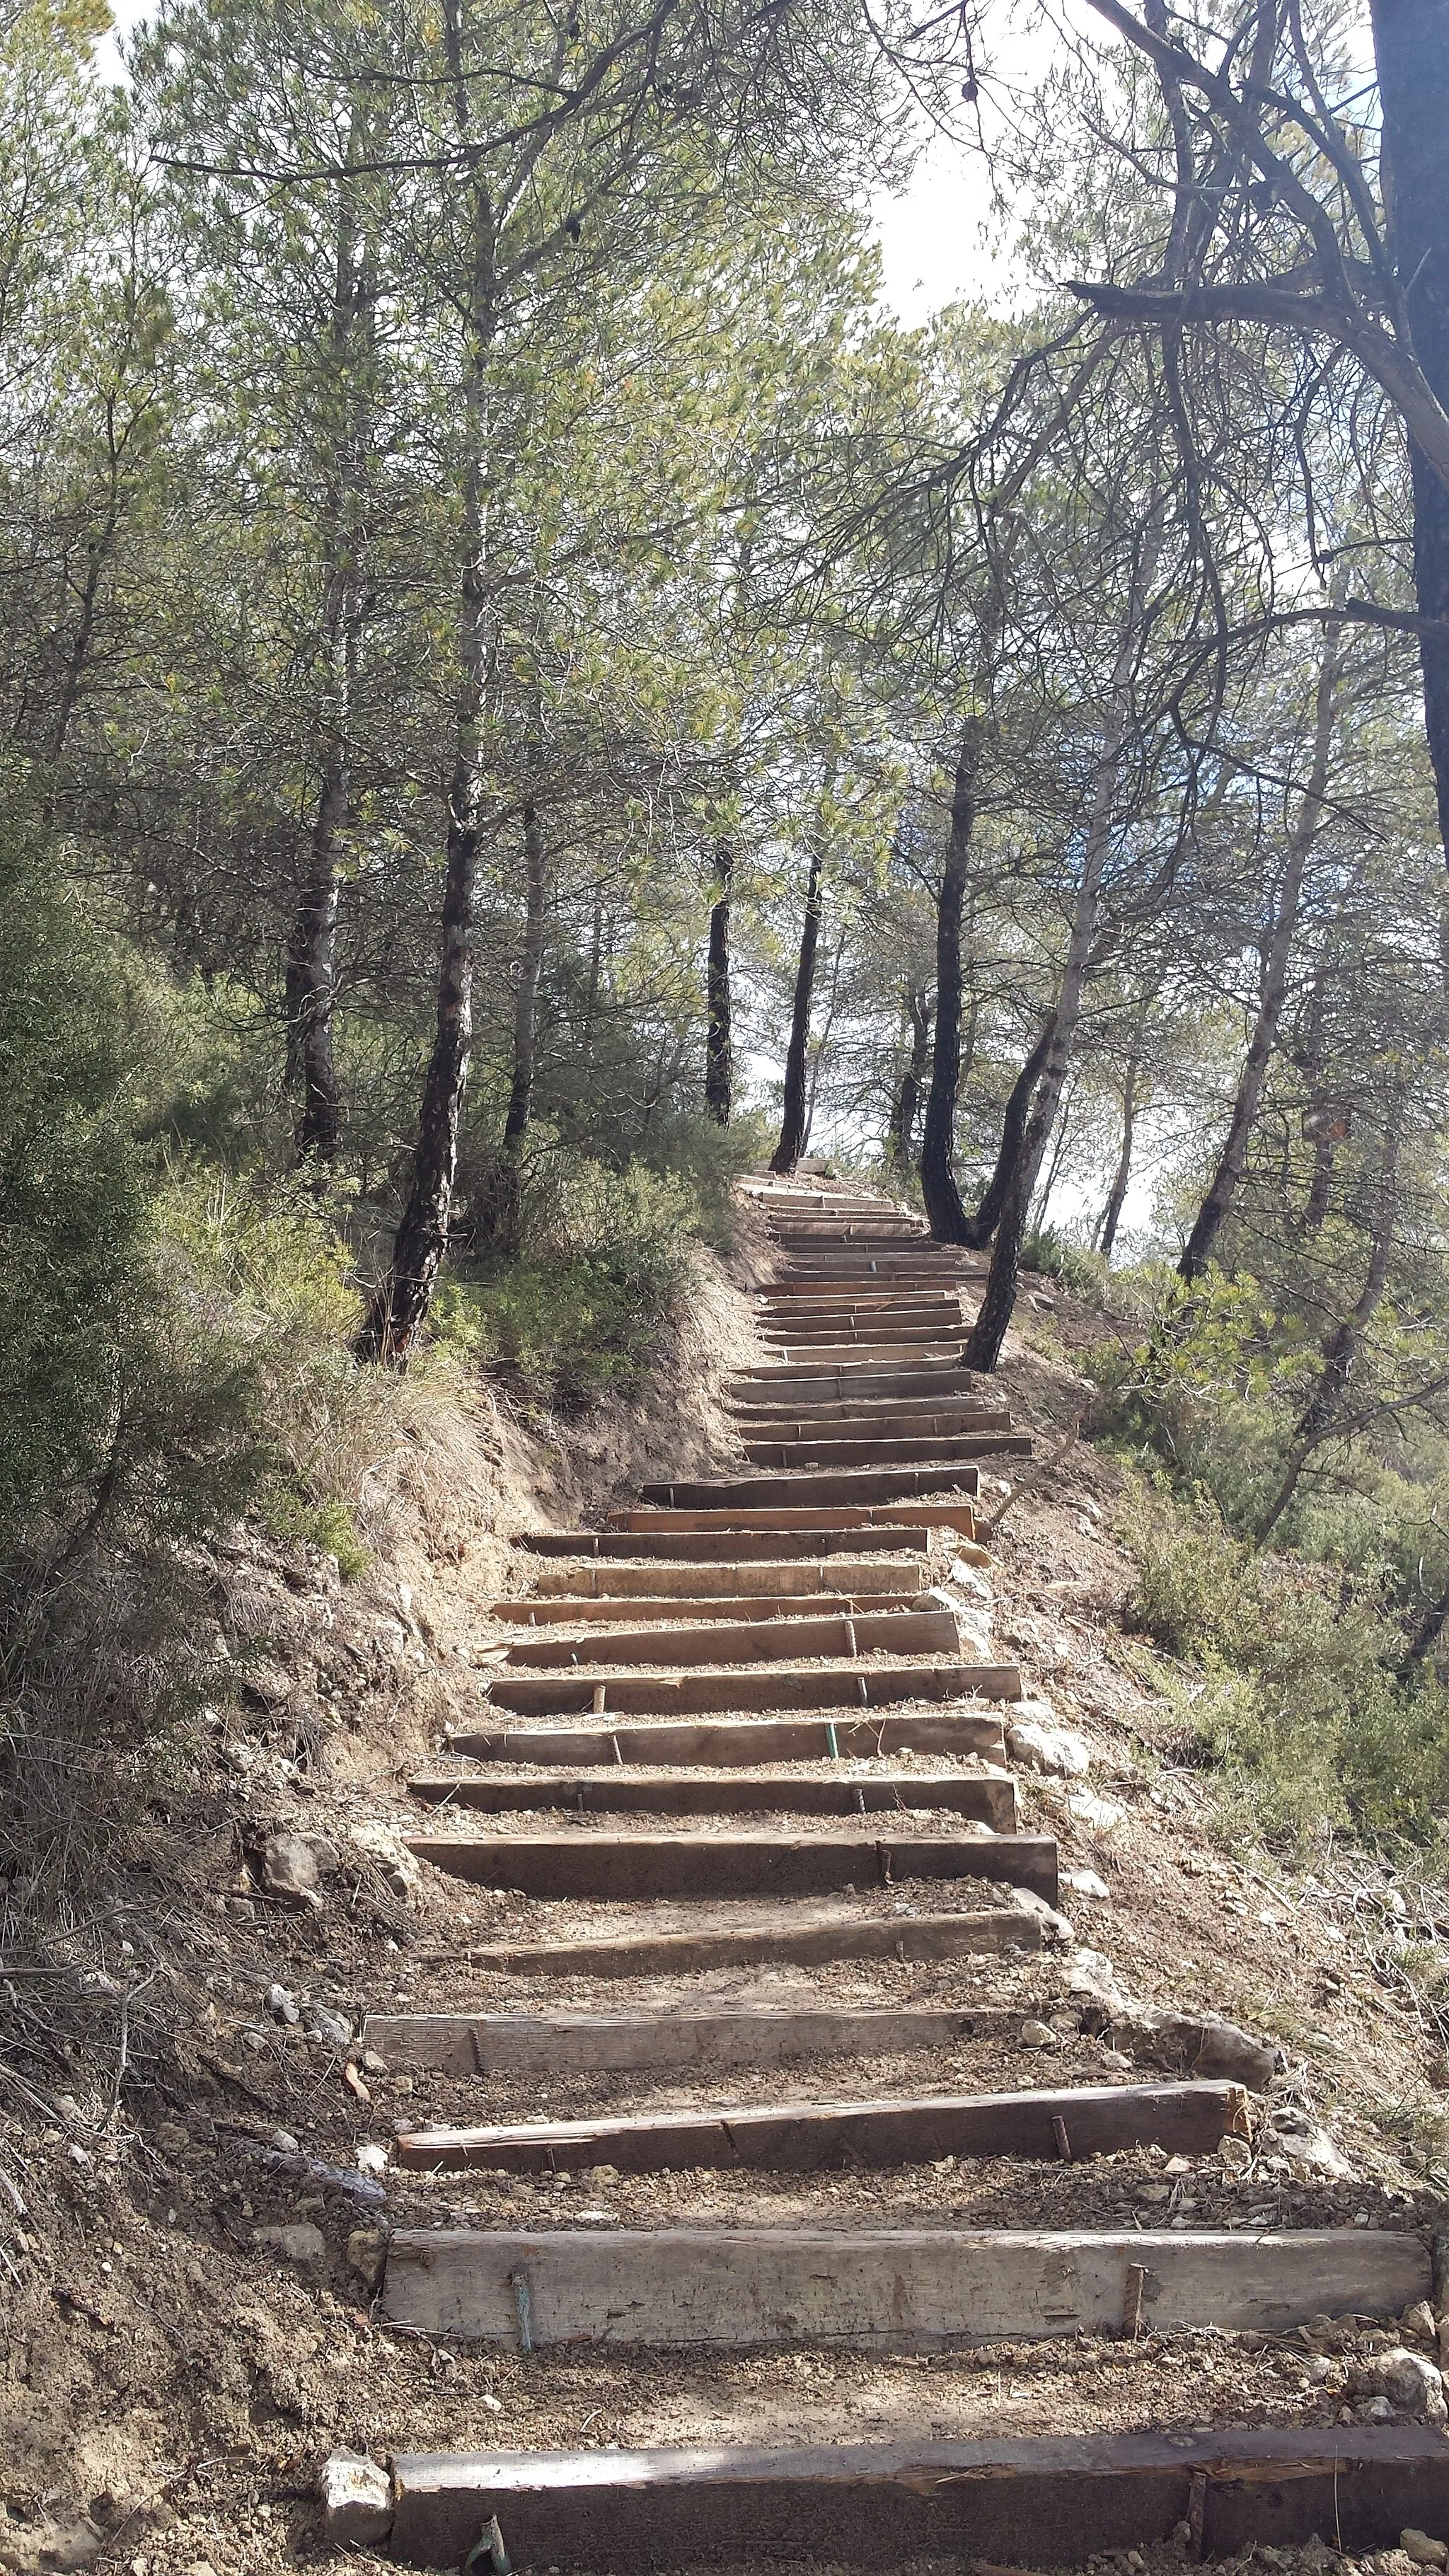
<box><xmin>1219</xmin><ymin>2134</ymin><xmax>1254</xmax><ymax>2174</ymax></box>
<box><xmin>1068</xmin><ymin>1787</ymin><xmax>1124</xmax><ymax>1830</ymax></box>
<box><xmin>265</xmin><ymin>1982</ymin><xmax>300</xmax><ymax>2026</ymax></box>
<box><xmin>303</xmin><ymin>2002</ymin><xmax>353</xmax><ymax>2049</ymax></box>
<box><xmin>1399</xmin><ymin>2534</ymin><xmax>1447</xmax><ymax>2567</ymax></box>
<box><xmin>255</xmin><ymin>2220</ymin><xmax>326</xmax><ymax>2266</ymax></box>
<box><xmin>949</xmin><ymin>1560</ymin><xmax>993</xmax><ymax>1600</ymax></box>
<box><xmin>1008</xmin><ymin>1719</ymin><xmax>1092</xmax><ymax>1778</ymax></box>
<box><xmin>1009</xmin><ymin>1887</ymin><xmax>1075</xmax><ymax>1943</ymax></box>
<box><xmin>1269</xmin><ymin>2108</ymin><xmax>1355</xmax><ymax>2179</ymax></box>
<box><xmin>347</xmin><ymin>1820</ymin><xmax>423</xmax><ymax>1894</ymax></box>
<box><xmin>320</xmin><ymin>2454</ymin><xmax>392</xmax><ymax>2546</ymax></box>
<box><xmin>1381</xmin><ymin>2350</ymin><xmax>1448</xmax><ymax>2424</ymax></box>
<box><xmin>356</xmin><ymin>2142</ymin><xmax>389</xmax><ymax>2176</ymax></box>
<box><xmin>1020</xmin><ymin>2018</ymin><xmax>1061</xmax><ymax>2049</ymax></box>
<box><xmin>1066</xmin><ymin>1948</ymin><xmax>1130</xmax><ymax>2014</ymax></box>
<box><xmin>1064</xmin><ymin>1869</ymin><xmax>1110</xmax><ymax>1900</ymax></box>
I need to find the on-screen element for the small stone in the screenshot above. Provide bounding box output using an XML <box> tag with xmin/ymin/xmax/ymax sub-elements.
<box><xmin>1400</xmin><ymin>2538</ymin><xmax>1448</xmax><ymax>2569</ymax></box>
<box><xmin>356</xmin><ymin>2142</ymin><xmax>388</xmax><ymax>2176</ymax></box>
<box><xmin>1020</xmin><ymin>2018</ymin><xmax>1061</xmax><ymax>2049</ymax></box>
<box><xmin>302</xmin><ymin>2001</ymin><xmax>353</xmax><ymax>2049</ymax></box>
<box><xmin>257</xmin><ymin>1831</ymin><xmax>324</xmax><ymax>1910</ymax></box>
<box><xmin>319</xmin><ymin>2454</ymin><xmax>392</xmax><ymax>2546</ymax></box>
<box><xmin>1008</xmin><ymin>1719</ymin><xmax>1092</xmax><ymax>1777</ymax></box>
<box><xmin>1218</xmin><ymin>2133</ymin><xmax>1253</xmax><ymax>2173</ymax></box>
<box><xmin>254</xmin><ymin>2220</ymin><xmax>327</xmax><ymax>2266</ymax></box>
<box><xmin>1068</xmin><ymin>1787</ymin><xmax>1125</xmax><ymax>1831</ymax></box>
<box><xmin>265</xmin><ymin>1983</ymin><xmax>300</xmax><ymax>2026</ymax></box>
<box><xmin>1269</xmin><ymin>2107</ymin><xmax>1355</xmax><ymax>2178</ymax></box>
<box><xmin>480</xmin><ymin>2392</ymin><xmax>504</xmax><ymax>2414</ymax></box>
<box><xmin>1360</xmin><ymin>2394</ymin><xmax>1395</xmax><ymax>2422</ymax></box>
<box><xmin>1400</xmin><ymin>2301</ymin><xmax>1437</xmax><ymax>2345</ymax></box>
<box><xmin>1101</xmin><ymin>2048</ymin><xmax>1134</xmax><ymax>2072</ymax></box>
<box><xmin>361</xmin><ymin>2049</ymin><xmax>388</xmax><ymax>2077</ymax></box>
<box><xmin>1064</xmin><ymin>1869</ymin><xmax>1111</xmax><ymax>1900</ymax></box>
<box><xmin>346</xmin><ymin>2227</ymin><xmax>387</xmax><ymax>2290</ymax></box>
<box><xmin>1380</xmin><ymin>2350</ymin><xmax>1448</xmax><ymax>2424</ymax></box>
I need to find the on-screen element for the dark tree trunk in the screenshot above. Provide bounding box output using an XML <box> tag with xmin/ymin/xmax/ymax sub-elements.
<box><xmin>1370</xmin><ymin>0</ymin><xmax>1449</xmax><ymax>900</ymax></box>
<box><xmin>1404</xmin><ymin>1566</ymin><xmax>1449</xmax><ymax>1671</ymax></box>
<box><xmin>1098</xmin><ymin>1042</ymin><xmax>1142</xmax><ymax>1256</ymax></box>
<box><xmin>964</xmin><ymin>1010</ymin><xmax>1058</xmax><ymax>1248</ymax></box>
<box><xmin>770</xmin><ymin>841</ymin><xmax>824</xmax><ymax>1174</ymax></box>
<box><xmin>705</xmin><ymin>845</ymin><xmax>733</xmax><ymax>1124</ymax></box>
<box><xmin>1254</xmin><ymin>1102</ymin><xmax>1402</xmax><ymax>1544</ymax></box>
<box><xmin>283</xmin><ymin>108</ymin><xmax>376</xmax><ymax>1166</ymax></box>
<box><xmin>285</xmin><ymin>766</ymin><xmax>345</xmax><ymax>1160</ymax></box>
<box><xmin>887</xmin><ymin>986</ymin><xmax>932</xmax><ymax>1171</ymax></box>
<box><xmin>966</xmin><ymin>507</ymin><xmax>1162</xmax><ymax>1371</ymax></box>
<box><xmin>471</xmin><ymin>786</ymin><xmax>546</xmax><ymax>1257</ymax></box>
<box><xmin>1179</xmin><ymin>629</ymin><xmax>1341</xmax><ymax>1283</ymax></box>
<box><xmin>920</xmin><ymin>716</ymin><xmax>984</xmax><ymax>1240</ymax></box>
<box><xmin>359</xmin><ymin>16</ymin><xmax>493</xmax><ymax>1363</ymax></box>
<box><xmin>503</xmin><ymin>792</ymin><xmax>546</xmax><ymax>1151</ymax></box>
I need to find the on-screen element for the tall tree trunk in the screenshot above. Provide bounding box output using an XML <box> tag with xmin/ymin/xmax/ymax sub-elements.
<box><xmin>1098</xmin><ymin>1040</ymin><xmax>1142</xmax><ymax>1257</ymax></box>
<box><xmin>770</xmin><ymin>841</ymin><xmax>824</xmax><ymax>1174</ymax></box>
<box><xmin>963</xmin><ymin>1010</ymin><xmax>1058</xmax><ymax>1248</ymax></box>
<box><xmin>920</xmin><ymin>715</ymin><xmax>985</xmax><ymax>1240</ymax></box>
<box><xmin>1254</xmin><ymin>1101</ymin><xmax>1403</xmax><ymax>1544</ymax></box>
<box><xmin>802</xmin><ymin>936</ymin><xmax>843</xmax><ymax>1155</ymax></box>
<box><xmin>503</xmin><ymin>789</ymin><xmax>546</xmax><ymax>1152</ymax></box>
<box><xmin>284</xmin><ymin>104</ymin><xmax>376</xmax><ymax>1165</ymax></box>
<box><xmin>471</xmin><ymin>781</ymin><xmax>546</xmax><ymax>1255</ymax></box>
<box><xmin>285</xmin><ymin>764</ymin><xmax>346</xmax><ymax>1160</ymax></box>
<box><xmin>966</xmin><ymin>511</ymin><xmax>1162</xmax><ymax>1373</ymax></box>
<box><xmin>359</xmin><ymin>11</ymin><xmax>494</xmax><ymax>1362</ymax></box>
<box><xmin>887</xmin><ymin>985</ymin><xmax>932</xmax><ymax>1171</ymax></box>
<box><xmin>1179</xmin><ymin>628</ymin><xmax>1342</xmax><ymax>1283</ymax></box>
<box><xmin>1030</xmin><ymin>1070</ymin><xmax>1078</xmax><ymax>1232</ymax></box>
<box><xmin>705</xmin><ymin>844</ymin><xmax>733</xmax><ymax>1124</ymax></box>
<box><xmin>1295</xmin><ymin>961</ymin><xmax>1337</xmax><ymax>1232</ymax></box>
<box><xmin>1370</xmin><ymin>0</ymin><xmax>1449</xmax><ymax>911</ymax></box>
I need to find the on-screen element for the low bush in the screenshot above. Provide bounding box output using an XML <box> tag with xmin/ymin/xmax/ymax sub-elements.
<box><xmin>1119</xmin><ymin>1473</ymin><xmax>1449</xmax><ymax>1849</ymax></box>
<box><xmin>435</xmin><ymin>1152</ymin><xmax>705</xmax><ymax>1410</ymax></box>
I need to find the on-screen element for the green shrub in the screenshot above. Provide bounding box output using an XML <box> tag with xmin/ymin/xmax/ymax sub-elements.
<box><xmin>434</xmin><ymin>1151</ymin><xmax>704</xmax><ymax>1410</ymax></box>
<box><xmin>1118</xmin><ymin>1473</ymin><xmax>1449</xmax><ymax>1849</ymax></box>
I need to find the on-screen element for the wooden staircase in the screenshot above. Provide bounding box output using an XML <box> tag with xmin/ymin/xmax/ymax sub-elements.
<box><xmin>328</xmin><ymin>1175</ymin><xmax>1440</xmax><ymax>2568</ymax></box>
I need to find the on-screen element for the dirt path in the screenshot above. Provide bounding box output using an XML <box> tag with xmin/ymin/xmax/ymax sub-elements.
<box><xmin>312</xmin><ymin>1179</ymin><xmax>1449</xmax><ymax>2572</ymax></box>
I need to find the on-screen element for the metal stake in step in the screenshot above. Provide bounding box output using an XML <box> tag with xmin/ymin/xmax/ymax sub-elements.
<box><xmin>463</xmin><ymin>2518</ymin><xmax>512</xmax><ymax>2576</ymax></box>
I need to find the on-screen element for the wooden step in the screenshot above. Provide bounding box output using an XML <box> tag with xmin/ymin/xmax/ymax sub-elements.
<box><xmin>457</xmin><ymin>1900</ymin><xmax>1045</xmax><ymax>1977</ymax></box>
<box><xmin>361</xmin><ymin>2002</ymin><xmax>1034</xmax><ymax>2077</ymax></box>
<box><xmin>407</xmin><ymin>1830</ymin><xmax>1058</xmax><ymax>1901</ymax></box>
<box><xmin>516</xmin><ymin>1527</ymin><xmax>933</xmax><ymax>1561</ymax></box>
<box><xmin>381</xmin><ymin>2224</ymin><xmax>1429</xmax><ymax>2347</ymax></box>
<box><xmin>607</xmin><ymin>1505</ymin><xmax>978</xmax><ymax>1538</ymax></box>
<box><xmin>409</xmin><ymin>1767</ymin><xmax>1019</xmax><ymax>1825</ymax></box>
<box><xmin>485</xmin><ymin>1660</ymin><xmax>1017</xmax><ymax>1717</ymax></box>
<box><xmin>758</xmin><ymin>1314</ymin><xmax>959</xmax><ymax>1339</ymax></box>
<box><xmin>731</xmin><ymin>1365</ymin><xmax>976</xmax><ymax>1396</ymax></box>
<box><xmin>448</xmin><ymin>1711</ymin><xmax>1008</xmax><ymax>1767</ymax></box>
<box><xmin>637</xmin><ymin>1466</ymin><xmax>981</xmax><ymax>1509</ymax></box>
<box><xmin>502</xmin><ymin>1605</ymin><xmax>959</xmax><ymax>1668</ymax></box>
<box><xmin>492</xmin><ymin>1590</ymin><xmax>924</xmax><ymax>1624</ymax></box>
<box><xmin>341</xmin><ymin>2426</ymin><xmax>1449</xmax><ymax>2570</ymax></box>
<box><xmin>762</xmin><ymin>1345</ymin><xmax>966</xmax><ymax>1368</ymax></box>
<box><xmin>527</xmin><ymin>1559</ymin><xmax>925</xmax><ymax>1599</ymax></box>
<box><xmin>729</xmin><ymin>1400</ymin><xmax>1002</xmax><ymax>1430</ymax></box>
<box><xmin>396</xmin><ymin>2078</ymin><xmax>1247</xmax><ymax>2176</ymax></box>
<box><xmin>739</xmin><ymin>1435</ymin><xmax>1028</xmax><ymax>1472</ymax></box>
